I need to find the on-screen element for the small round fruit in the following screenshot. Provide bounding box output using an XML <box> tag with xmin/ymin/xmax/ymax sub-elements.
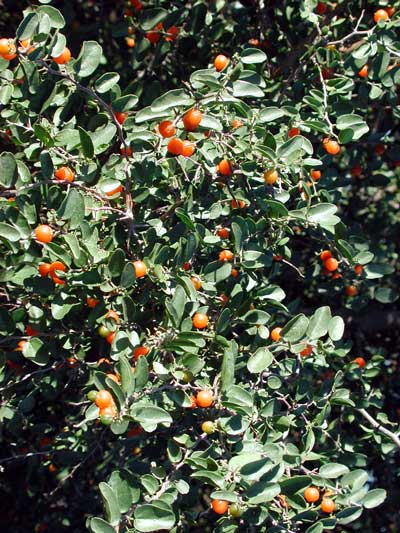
<box><xmin>106</xmin><ymin>331</ymin><xmax>116</xmax><ymax>345</ymax></box>
<box><xmin>264</xmin><ymin>169</ymin><xmax>278</xmax><ymax>185</ymax></box>
<box><xmin>320</xmin><ymin>250</ymin><xmax>332</xmax><ymax>261</ymax></box>
<box><xmin>212</xmin><ymin>499</ymin><xmax>229</xmax><ymax>515</ymax></box>
<box><xmin>105</xmin><ymin>310</ymin><xmax>120</xmax><ymax>323</ymax></box>
<box><xmin>35</xmin><ymin>225</ymin><xmax>53</xmax><ymax>243</ymax></box>
<box><xmin>321</xmin><ymin>498</ymin><xmax>335</xmax><ymax>514</ymax></box>
<box><xmin>38</xmin><ymin>263</ymin><xmax>51</xmax><ymax>277</ymax></box>
<box><xmin>146</xmin><ymin>23</ymin><xmax>163</xmax><ymax>44</ymax></box>
<box><xmin>214</xmin><ymin>54</ymin><xmax>229</xmax><ymax>72</ymax></box>
<box><xmin>196</xmin><ymin>390</ymin><xmax>213</xmax><ymax>407</ymax></box>
<box><xmin>183</xmin><ymin>109</ymin><xmax>202</xmax><ymax>131</ymax></box>
<box><xmin>55</xmin><ymin>166</ymin><xmax>74</xmax><ymax>182</ymax></box>
<box><xmin>191</xmin><ymin>276</ymin><xmax>202</xmax><ymax>290</ymax></box>
<box><xmin>218</xmin><ymin>159</ymin><xmax>232</xmax><ymax>176</ymax></box>
<box><xmin>133</xmin><ymin>260</ymin><xmax>147</xmax><ymax>278</ymax></box>
<box><xmin>300</xmin><ymin>344</ymin><xmax>313</xmax><ymax>357</ymax></box>
<box><xmin>99</xmin><ymin>413</ymin><xmax>114</xmax><ymax>425</ymax></box>
<box><xmin>374</xmin><ymin>144</ymin><xmax>385</xmax><ymax>155</ymax></box>
<box><xmin>324</xmin><ymin>257</ymin><xmax>338</xmax><ymax>272</ymax></box>
<box><xmin>374</xmin><ymin>9</ymin><xmax>389</xmax><ymax>23</ymax></box>
<box><xmin>316</xmin><ymin>1</ymin><xmax>327</xmax><ymax>15</ymax></box>
<box><xmin>182</xmin><ymin>370</ymin><xmax>193</xmax><ymax>383</ymax></box>
<box><xmin>182</xmin><ymin>261</ymin><xmax>191</xmax><ymax>271</ymax></box>
<box><xmin>159</xmin><ymin>120</ymin><xmax>176</xmax><ymax>138</ymax></box>
<box><xmin>232</xmin><ymin>119</ymin><xmax>243</xmax><ymax>128</ymax></box>
<box><xmin>231</xmin><ymin>199</ymin><xmax>246</xmax><ymax>209</ymax></box>
<box><xmin>98</xmin><ymin>325</ymin><xmax>111</xmax><ymax>338</ymax></box>
<box><xmin>229</xmin><ymin>503</ymin><xmax>243</xmax><ymax>517</ymax></box>
<box><xmin>95</xmin><ymin>390</ymin><xmax>113</xmax><ymax>409</ymax></box>
<box><xmin>165</xmin><ymin>25</ymin><xmax>179</xmax><ymax>42</ymax></box>
<box><xmin>358</xmin><ymin>65</ymin><xmax>368</xmax><ymax>78</ymax></box>
<box><xmin>126</xmin><ymin>37</ymin><xmax>135</xmax><ymax>48</ymax></box>
<box><xmin>53</xmin><ymin>47</ymin><xmax>71</xmax><ymax>65</ymax></box>
<box><xmin>87</xmin><ymin>297</ymin><xmax>99</xmax><ymax>308</ymax></box>
<box><xmin>354</xmin><ymin>264</ymin><xmax>363</xmax><ymax>276</ymax></box>
<box><xmin>0</xmin><ymin>38</ymin><xmax>15</xmax><ymax>56</ymax></box>
<box><xmin>167</xmin><ymin>137</ymin><xmax>184</xmax><ymax>155</ymax></box>
<box><xmin>351</xmin><ymin>165</ymin><xmax>362</xmax><ymax>177</ymax></box>
<box><xmin>115</xmin><ymin>112</ymin><xmax>128</xmax><ymax>125</ymax></box>
<box><xmin>304</xmin><ymin>486</ymin><xmax>320</xmax><ymax>503</ymax></box>
<box><xmin>270</xmin><ymin>327</ymin><xmax>282</xmax><ymax>342</ymax></box>
<box><xmin>181</xmin><ymin>140</ymin><xmax>196</xmax><ymax>157</ymax></box>
<box><xmin>217</xmin><ymin>227</ymin><xmax>230</xmax><ymax>239</ymax></box>
<box><xmin>133</xmin><ymin>345</ymin><xmax>149</xmax><ymax>360</ymax></box>
<box><xmin>106</xmin><ymin>373</ymin><xmax>120</xmax><ymax>383</ymax></box>
<box><xmin>231</xmin><ymin>268</ymin><xmax>239</xmax><ymax>278</ymax></box>
<box><xmin>49</xmin><ymin>261</ymin><xmax>66</xmax><ymax>276</ymax></box>
<box><xmin>323</xmin><ymin>138</ymin><xmax>341</xmax><ymax>155</ymax></box>
<box><xmin>288</xmin><ymin>127</ymin><xmax>300</xmax><ymax>138</ymax></box>
<box><xmin>192</xmin><ymin>313</ymin><xmax>209</xmax><ymax>329</ymax></box>
<box><xmin>345</xmin><ymin>285</ymin><xmax>357</xmax><ymax>297</ymax></box>
<box><xmin>87</xmin><ymin>390</ymin><xmax>97</xmax><ymax>402</ymax></box>
<box><xmin>310</xmin><ymin>170</ymin><xmax>321</xmax><ymax>181</ymax></box>
<box><xmin>353</xmin><ymin>357</ymin><xmax>366</xmax><ymax>368</ymax></box>
<box><xmin>201</xmin><ymin>421</ymin><xmax>216</xmax><ymax>434</ymax></box>
<box><xmin>219</xmin><ymin>250</ymin><xmax>234</xmax><ymax>262</ymax></box>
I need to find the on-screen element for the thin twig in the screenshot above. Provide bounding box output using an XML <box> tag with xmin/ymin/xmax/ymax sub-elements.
<box><xmin>358</xmin><ymin>408</ymin><xmax>400</xmax><ymax>449</ymax></box>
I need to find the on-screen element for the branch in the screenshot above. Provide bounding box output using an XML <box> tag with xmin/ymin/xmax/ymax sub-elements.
<box><xmin>358</xmin><ymin>408</ymin><xmax>400</xmax><ymax>449</ymax></box>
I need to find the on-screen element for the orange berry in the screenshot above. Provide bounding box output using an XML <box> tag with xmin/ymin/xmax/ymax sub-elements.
<box><xmin>219</xmin><ymin>250</ymin><xmax>234</xmax><ymax>262</ymax></box>
<box><xmin>191</xmin><ymin>276</ymin><xmax>202</xmax><ymax>290</ymax></box>
<box><xmin>133</xmin><ymin>260</ymin><xmax>147</xmax><ymax>278</ymax></box>
<box><xmin>300</xmin><ymin>344</ymin><xmax>313</xmax><ymax>357</ymax></box>
<box><xmin>232</xmin><ymin>119</ymin><xmax>243</xmax><ymax>128</ymax></box>
<box><xmin>105</xmin><ymin>310</ymin><xmax>120</xmax><ymax>323</ymax></box>
<box><xmin>126</xmin><ymin>37</ymin><xmax>135</xmax><ymax>48</ymax></box>
<box><xmin>115</xmin><ymin>112</ymin><xmax>128</xmax><ymax>125</ymax></box>
<box><xmin>304</xmin><ymin>486</ymin><xmax>320</xmax><ymax>503</ymax></box>
<box><xmin>358</xmin><ymin>65</ymin><xmax>368</xmax><ymax>78</ymax></box>
<box><xmin>182</xmin><ymin>261</ymin><xmax>191</xmax><ymax>271</ymax></box>
<box><xmin>351</xmin><ymin>165</ymin><xmax>362</xmax><ymax>177</ymax></box>
<box><xmin>354</xmin><ymin>264</ymin><xmax>363</xmax><ymax>276</ymax></box>
<box><xmin>219</xmin><ymin>293</ymin><xmax>229</xmax><ymax>306</ymax></box>
<box><xmin>231</xmin><ymin>199</ymin><xmax>246</xmax><ymax>209</ymax></box>
<box><xmin>374</xmin><ymin>144</ymin><xmax>385</xmax><ymax>155</ymax></box>
<box><xmin>15</xmin><ymin>340</ymin><xmax>27</xmax><ymax>352</ymax></box>
<box><xmin>133</xmin><ymin>345</ymin><xmax>149</xmax><ymax>360</ymax></box>
<box><xmin>146</xmin><ymin>23</ymin><xmax>163</xmax><ymax>44</ymax></box>
<box><xmin>159</xmin><ymin>120</ymin><xmax>176</xmax><ymax>138</ymax></box>
<box><xmin>288</xmin><ymin>127</ymin><xmax>300</xmax><ymax>138</ymax></box>
<box><xmin>385</xmin><ymin>7</ymin><xmax>395</xmax><ymax>17</ymax></box>
<box><xmin>316</xmin><ymin>2</ymin><xmax>327</xmax><ymax>15</ymax></box>
<box><xmin>270</xmin><ymin>327</ymin><xmax>282</xmax><ymax>342</ymax></box>
<box><xmin>167</xmin><ymin>137</ymin><xmax>184</xmax><ymax>155</ymax></box>
<box><xmin>214</xmin><ymin>54</ymin><xmax>229</xmax><ymax>72</ymax></box>
<box><xmin>26</xmin><ymin>325</ymin><xmax>39</xmax><ymax>336</ymax></box>
<box><xmin>1</xmin><ymin>52</ymin><xmax>17</xmax><ymax>61</ymax></box>
<box><xmin>35</xmin><ymin>225</ymin><xmax>53</xmax><ymax>243</ymax></box>
<box><xmin>321</xmin><ymin>498</ymin><xmax>335</xmax><ymax>514</ymax></box>
<box><xmin>353</xmin><ymin>357</ymin><xmax>366</xmax><ymax>368</ymax></box>
<box><xmin>105</xmin><ymin>184</ymin><xmax>123</xmax><ymax>197</ymax></box>
<box><xmin>183</xmin><ymin>109</ymin><xmax>202</xmax><ymax>131</ymax></box>
<box><xmin>196</xmin><ymin>390</ymin><xmax>213</xmax><ymax>407</ymax></box>
<box><xmin>52</xmin><ymin>47</ymin><xmax>71</xmax><ymax>65</ymax></box>
<box><xmin>212</xmin><ymin>499</ymin><xmax>229</xmax><ymax>515</ymax></box>
<box><xmin>55</xmin><ymin>166</ymin><xmax>74</xmax><ymax>182</ymax></box>
<box><xmin>319</xmin><ymin>250</ymin><xmax>332</xmax><ymax>261</ymax></box>
<box><xmin>231</xmin><ymin>268</ymin><xmax>239</xmax><ymax>278</ymax></box>
<box><xmin>374</xmin><ymin>9</ymin><xmax>389</xmax><ymax>23</ymax></box>
<box><xmin>87</xmin><ymin>297</ymin><xmax>99</xmax><ymax>308</ymax></box>
<box><xmin>192</xmin><ymin>312</ymin><xmax>209</xmax><ymax>329</ymax></box>
<box><xmin>106</xmin><ymin>331</ymin><xmax>116</xmax><ymax>345</ymax></box>
<box><xmin>99</xmin><ymin>404</ymin><xmax>116</xmax><ymax>417</ymax></box>
<box><xmin>218</xmin><ymin>159</ymin><xmax>232</xmax><ymax>176</ymax></box>
<box><xmin>324</xmin><ymin>257</ymin><xmax>338</xmax><ymax>272</ymax></box>
<box><xmin>310</xmin><ymin>170</ymin><xmax>321</xmax><ymax>181</ymax></box>
<box><xmin>217</xmin><ymin>227</ymin><xmax>230</xmax><ymax>239</ymax></box>
<box><xmin>181</xmin><ymin>140</ymin><xmax>196</xmax><ymax>157</ymax></box>
<box><xmin>264</xmin><ymin>169</ymin><xmax>278</xmax><ymax>185</ymax></box>
<box><xmin>95</xmin><ymin>390</ymin><xmax>113</xmax><ymax>409</ymax></box>
<box><xmin>165</xmin><ymin>26</ymin><xmax>179</xmax><ymax>42</ymax></box>
<box><xmin>322</xmin><ymin>138</ymin><xmax>341</xmax><ymax>155</ymax></box>
<box><xmin>38</xmin><ymin>263</ymin><xmax>51</xmax><ymax>277</ymax></box>
<box><xmin>0</xmin><ymin>38</ymin><xmax>15</xmax><ymax>56</ymax></box>
<box><xmin>120</xmin><ymin>146</ymin><xmax>132</xmax><ymax>157</ymax></box>
<box><xmin>345</xmin><ymin>285</ymin><xmax>357</xmax><ymax>297</ymax></box>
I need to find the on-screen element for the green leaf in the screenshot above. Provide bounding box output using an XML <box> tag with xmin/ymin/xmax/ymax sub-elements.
<box><xmin>17</xmin><ymin>12</ymin><xmax>40</xmax><ymax>40</ymax></box>
<box><xmin>99</xmin><ymin>482</ymin><xmax>121</xmax><ymax>526</ymax></box>
<box><xmin>247</xmin><ymin>482</ymin><xmax>280</xmax><ymax>504</ymax></box>
<box><xmin>120</xmin><ymin>263</ymin><xmax>136</xmax><ymax>288</ymax></box>
<box><xmin>361</xmin><ymin>489</ymin><xmax>386</xmax><ymax>509</ymax></box>
<box><xmin>0</xmin><ymin>222</ymin><xmax>21</xmax><ymax>242</ymax></box>
<box><xmin>277</xmin><ymin>135</ymin><xmax>313</xmax><ymax>159</ymax></box>
<box><xmin>307</xmin><ymin>306</ymin><xmax>331</xmax><ymax>339</ymax></box>
<box><xmin>95</xmin><ymin>73</ymin><xmax>120</xmax><ymax>94</ymax></box>
<box><xmin>280</xmin><ymin>476</ymin><xmax>312</xmax><ymax>494</ymax></box>
<box><xmin>37</xmin><ymin>6</ymin><xmax>65</xmax><ymax>28</ymax></box>
<box><xmin>118</xmin><ymin>355</ymin><xmax>134</xmax><ymax>394</ymax></box>
<box><xmin>134</xmin><ymin>502</ymin><xmax>176</xmax><ymax>532</ymax></box>
<box><xmin>133</xmin><ymin>406</ymin><xmax>172</xmax><ymax>427</ymax></box>
<box><xmin>0</xmin><ymin>307</ymin><xmax>14</xmax><ymax>334</ymax></box>
<box><xmin>57</xmin><ymin>189</ymin><xmax>85</xmax><ymax>228</ymax></box>
<box><xmin>175</xmin><ymin>208</ymin><xmax>195</xmax><ymax>231</ymax></box>
<box><xmin>232</xmin><ymin>80</ymin><xmax>264</xmax><ymax>98</ymax></box>
<box><xmin>108</xmin><ymin>248</ymin><xmax>126</xmax><ymax>277</ymax></box>
<box><xmin>0</xmin><ymin>152</ymin><xmax>17</xmax><ymax>188</ymax></box>
<box><xmin>113</xmin><ymin>94</ymin><xmax>139</xmax><ymax>112</ymax></box>
<box><xmin>281</xmin><ymin>314</ymin><xmax>309</xmax><ymax>342</ymax></box>
<box><xmin>78</xmin><ymin>127</ymin><xmax>95</xmax><ymax>159</ymax></box>
<box><xmin>259</xmin><ymin>106</ymin><xmax>285</xmax><ymax>123</ymax></box>
<box><xmin>203</xmin><ymin>261</ymin><xmax>233</xmax><ymax>283</ymax></box>
<box><xmin>221</xmin><ymin>340</ymin><xmax>237</xmax><ymax>392</ymax></box>
<box><xmin>90</xmin><ymin>517</ymin><xmax>116</xmax><ymax>533</ymax></box>
<box><xmin>134</xmin><ymin>356</ymin><xmax>149</xmax><ymax>391</ymax></box>
<box><xmin>319</xmin><ymin>463</ymin><xmax>349</xmax><ymax>479</ymax></box>
<box><xmin>247</xmin><ymin>348</ymin><xmax>273</xmax><ymax>373</ymax></box>
<box><xmin>22</xmin><ymin>337</ymin><xmax>49</xmax><ymax>366</ymax></box>
<box><xmin>308</xmin><ymin>203</ymin><xmax>338</xmax><ymax>223</ymax></box>
<box><xmin>374</xmin><ymin>287</ymin><xmax>398</xmax><ymax>304</ymax></box>
<box><xmin>74</xmin><ymin>41</ymin><xmax>103</xmax><ymax>78</ymax></box>
<box><xmin>328</xmin><ymin>316</ymin><xmax>345</xmax><ymax>341</ymax></box>
<box><xmin>141</xmin><ymin>8</ymin><xmax>168</xmax><ymax>31</ymax></box>
<box><xmin>151</xmin><ymin>89</ymin><xmax>193</xmax><ymax>112</ymax></box>
<box><xmin>240</xmin><ymin>48</ymin><xmax>267</xmax><ymax>64</ymax></box>
<box><xmin>336</xmin><ymin>507</ymin><xmax>363</xmax><ymax>525</ymax></box>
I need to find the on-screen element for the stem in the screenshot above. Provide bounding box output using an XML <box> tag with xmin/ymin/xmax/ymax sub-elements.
<box><xmin>358</xmin><ymin>408</ymin><xmax>400</xmax><ymax>449</ymax></box>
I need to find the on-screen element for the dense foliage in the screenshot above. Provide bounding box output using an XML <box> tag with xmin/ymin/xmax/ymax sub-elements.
<box><xmin>0</xmin><ymin>1</ymin><xmax>399</xmax><ymax>532</ymax></box>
